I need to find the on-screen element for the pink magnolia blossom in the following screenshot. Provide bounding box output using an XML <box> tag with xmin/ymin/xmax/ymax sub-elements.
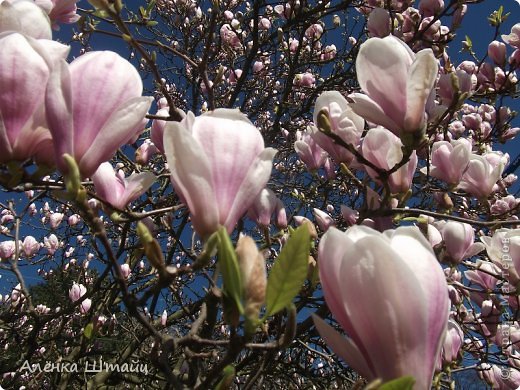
<box><xmin>340</xmin><ymin>205</ymin><xmax>359</xmax><ymax>226</ymax></box>
<box><xmin>502</xmin><ymin>23</ymin><xmax>520</xmax><ymax>49</ymax></box>
<box><xmin>310</xmin><ymin>91</ymin><xmax>364</xmax><ymax>165</ymax></box>
<box><xmin>67</xmin><ymin>214</ymin><xmax>80</xmax><ymax>226</ymax></box>
<box><xmin>437</xmin><ymin>70</ymin><xmax>475</xmax><ymax>105</ymax></box>
<box><xmin>428</xmin><ymin>139</ymin><xmax>471</xmax><ymax>185</ymax></box>
<box><xmin>0</xmin><ymin>0</ymin><xmax>51</xmax><ymax>39</ymax></box>
<box><xmin>480</xmin><ymin>229</ymin><xmax>520</xmax><ymax>285</ymax></box>
<box><xmin>0</xmin><ymin>240</ymin><xmax>16</xmax><ymax>259</ymax></box>
<box><xmin>163</xmin><ymin>109</ymin><xmax>277</xmax><ymax>239</ymax></box>
<box><xmin>69</xmin><ymin>282</ymin><xmax>86</xmax><ymax>302</ymax></box>
<box><xmin>305</xmin><ymin>23</ymin><xmax>323</xmax><ymax>39</ymax></box>
<box><xmin>80</xmin><ymin>298</ymin><xmax>92</xmax><ymax>314</ymax></box>
<box><xmin>120</xmin><ymin>263</ymin><xmax>131</xmax><ymax>279</ymax></box>
<box><xmin>44</xmin><ymin>234</ymin><xmax>59</xmax><ymax>255</ymax></box>
<box><xmin>22</xmin><ymin>236</ymin><xmax>40</xmax><ymax>257</ymax></box>
<box><xmin>361</xmin><ymin>126</ymin><xmax>418</xmax><ymax>193</ymax></box>
<box><xmin>45</xmin><ymin>51</ymin><xmax>153</xmax><ymax>177</ymax></box>
<box><xmin>247</xmin><ymin>188</ymin><xmax>287</xmax><ymax>229</ymax></box>
<box><xmin>91</xmin><ymin>162</ymin><xmax>156</xmax><ymax>210</ymax></box>
<box><xmin>293</xmin><ymin>72</ymin><xmax>315</xmax><ymax>87</ymax></box>
<box><xmin>349</xmin><ymin>36</ymin><xmax>438</xmax><ymax>135</ymax></box>
<box><xmin>294</xmin><ymin>129</ymin><xmax>327</xmax><ymax>171</ymax></box>
<box><xmin>457</xmin><ymin>154</ymin><xmax>504</xmax><ymax>198</ymax></box>
<box><xmin>313</xmin><ymin>225</ymin><xmax>449</xmax><ymax>389</ymax></box>
<box><xmin>367</xmin><ymin>8</ymin><xmax>390</xmax><ymax>38</ymax></box>
<box><xmin>436</xmin><ymin>221</ymin><xmax>484</xmax><ymax>264</ymax></box>
<box><xmin>49</xmin><ymin>212</ymin><xmax>64</xmax><ymax>229</ymax></box>
<box><xmin>0</xmin><ymin>33</ymin><xmax>68</xmax><ymax>165</ymax></box>
<box><xmin>34</xmin><ymin>0</ymin><xmax>80</xmax><ymax>29</ymax></box>
<box><xmin>220</xmin><ymin>24</ymin><xmax>241</xmax><ymax>49</ymax></box>
<box><xmin>419</xmin><ymin>0</ymin><xmax>444</xmax><ymax>17</ymax></box>
<box><xmin>464</xmin><ymin>261</ymin><xmax>501</xmax><ymax>290</ymax></box>
<box><xmin>438</xmin><ymin>319</ymin><xmax>463</xmax><ymax>368</ymax></box>
<box><xmin>488</xmin><ymin>40</ymin><xmax>507</xmax><ymax>66</ymax></box>
<box><xmin>135</xmin><ymin>139</ymin><xmax>159</xmax><ymax>165</ymax></box>
<box><xmin>313</xmin><ymin>208</ymin><xmax>335</xmax><ymax>231</ymax></box>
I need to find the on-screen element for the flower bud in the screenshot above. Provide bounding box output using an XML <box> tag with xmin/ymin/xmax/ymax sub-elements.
<box><xmin>236</xmin><ymin>236</ymin><xmax>266</xmax><ymax>320</ymax></box>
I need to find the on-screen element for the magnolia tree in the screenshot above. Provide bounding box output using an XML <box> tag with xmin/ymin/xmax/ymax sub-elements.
<box><xmin>0</xmin><ymin>0</ymin><xmax>519</xmax><ymax>388</ymax></box>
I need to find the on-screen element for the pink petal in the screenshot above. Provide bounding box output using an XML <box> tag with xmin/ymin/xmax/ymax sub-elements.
<box><xmin>348</xmin><ymin>93</ymin><xmax>399</xmax><ymax>133</ymax></box>
<box><xmin>45</xmin><ymin>59</ymin><xmax>74</xmax><ymax>171</ymax></box>
<box><xmin>163</xmin><ymin>121</ymin><xmax>219</xmax><ymax>239</ymax></box>
<box><xmin>355</xmin><ymin>36</ymin><xmax>412</xmax><ymax>129</ymax></box>
<box><xmin>69</xmin><ymin>51</ymin><xmax>144</xmax><ymax>159</ymax></box>
<box><xmin>80</xmin><ymin>96</ymin><xmax>153</xmax><ymax>177</ymax></box>
<box><xmin>223</xmin><ymin>147</ymin><xmax>277</xmax><ymax>233</ymax></box>
<box><xmin>404</xmin><ymin>49</ymin><xmax>438</xmax><ymax>132</ymax></box>
<box><xmin>312</xmin><ymin>314</ymin><xmax>373</xmax><ymax>378</ymax></box>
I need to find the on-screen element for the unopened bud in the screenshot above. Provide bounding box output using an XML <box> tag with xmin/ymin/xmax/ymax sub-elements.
<box><xmin>236</xmin><ymin>236</ymin><xmax>266</xmax><ymax>320</ymax></box>
<box><xmin>137</xmin><ymin>222</ymin><xmax>164</xmax><ymax>270</ymax></box>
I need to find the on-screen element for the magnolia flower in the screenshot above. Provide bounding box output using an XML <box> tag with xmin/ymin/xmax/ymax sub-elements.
<box><xmin>0</xmin><ymin>240</ymin><xmax>16</xmax><ymax>259</ymax></box>
<box><xmin>120</xmin><ymin>263</ymin><xmax>131</xmax><ymax>279</ymax></box>
<box><xmin>313</xmin><ymin>225</ymin><xmax>449</xmax><ymax>389</ymax></box>
<box><xmin>45</xmin><ymin>51</ymin><xmax>153</xmax><ymax>177</ymax></box>
<box><xmin>428</xmin><ymin>139</ymin><xmax>471</xmax><ymax>185</ymax></box>
<box><xmin>247</xmin><ymin>188</ymin><xmax>287</xmax><ymax>229</ymax></box>
<box><xmin>69</xmin><ymin>282</ymin><xmax>86</xmax><ymax>302</ymax></box>
<box><xmin>313</xmin><ymin>208</ymin><xmax>335</xmax><ymax>231</ymax></box>
<box><xmin>361</xmin><ymin>126</ymin><xmax>418</xmax><ymax>193</ymax></box>
<box><xmin>0</xmin><ymin>0</ymin><xmax>52</xmax><ymax>39</ymax></box>
<box><xmin>163</xmin><ymin>109</ymin><xmax>277</xmax><ymax>239</ymax></box>
<box><xmin>49</xmin><ymin>212</ymin><xmax>64</xmax><ymax>229</ymax></box>
<box><xmin>457</xmin><ymin>154</ymin><xmax>504</xmax><ymax>198</ymax></box>
<box><xmin>34</xmin><ymin>0</ymin><xmax>80</xmax><ymax>29</ymax></box>
<box><xmin>44</xmin><ymin>234</ymin><xmax>60</xmax><ymax>255</ymax></box>
<box><xmin>367</xmin><ymin>8</ymin><xmax>391</xmax><ymax>38</ymax></box>
<box><xmin>80</xmin><ymin>298</ymin><xmax>92</xmax><ymax>314</ymax></box>
<box><xmin>438</xmin><ymin>319</ymin><xmax>463</xmax><ymax>368</ymax></box>
<box><xmin>0</xmin><ymin>33</ymin><xmax>68</xmax><ymax>165</ymax></box>
<box><xmin>91</xmin><ymin>162</ymin><xmax>156</xmax><ymax>210</ymax></box>
<box><xmin>349</xmin><ymin>35</ymin><xmax>438</xmax><ymax>135</ymax></box>
<box><xmin>480</xmin><ymin>229</ymin><xmax>520</xmax><ymax>285</ymax></box>
<box><xmin>436</xmin><ymin>221</ymin><xmax>484</xmax><ymax>264</ymax></box>
<box><xmin>310</xmin><ymin>91</ymin><xmax>364</xmax><ymax>165</ymax></box>
<box><xmin>501</xmin><ymin>23</ymin><xmax>520</xmax><ymax>49</ymax></box>
<box><xmin>294</xmin><ymin>129</ymin><xmax>328</xmax><ymax>171</ymax></box>
<box><xmin>22</xmin><ymin>236</ymin><xmax>40</xmax><ymax>257</ymax></box>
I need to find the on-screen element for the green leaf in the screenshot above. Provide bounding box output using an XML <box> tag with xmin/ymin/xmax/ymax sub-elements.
<box><xmin>265</xmin><ymin>225</ymin><xmax>310</xmax><ymax>317</ymax></box>
<box><xmin>84</xmin><ymin>323</ymin><xmax>94</xmax><ymax>339</ymax></box>
<box><xmin>146</xmin><ymin>0</ymin><xmax>156</xmax><ymax>13</ymax></box>
<box><xmin>378</xmin><ymin>376</ymin><xmax>415</xmax><ymax>390</ymax></box>
<box><xmin>217</xmin><ymin>227</ymin><xmax>243</xmax><ymax>314</ymax></box>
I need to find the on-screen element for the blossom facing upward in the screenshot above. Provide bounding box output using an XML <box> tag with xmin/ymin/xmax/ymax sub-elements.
<box><xmin>163</xmin><ymin>109</ymin><xmax>277</xmax><ymax>239</ymax></box>
<box><xmin>314</xmin><ymin>225</ymin><xmax>449</xmax><ymax>389</ymax></box>
<box><xmin>349</xmin><ymin>35</ymin><xmax>438</xmax><ymax>135</ymax></box>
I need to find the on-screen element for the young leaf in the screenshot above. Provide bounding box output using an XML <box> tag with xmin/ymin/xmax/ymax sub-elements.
<box><xmin>379</xmin><ymin>376</ymin><xmax>415</xmax><ymax>390</ymax></box>
<box><xmin>265</xmin><ymin>225</ymin><xmax>310</xmax><ymax>317</ymax></box>
<box><xmin>83</xmin><ymin>323</ymin><xmax>94</xmax><ymax>339</ymax></box>
<box><xmin>217</xmin><ymin>227</ymin><xmax>243</xmax><ymax>314</ymax></box>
